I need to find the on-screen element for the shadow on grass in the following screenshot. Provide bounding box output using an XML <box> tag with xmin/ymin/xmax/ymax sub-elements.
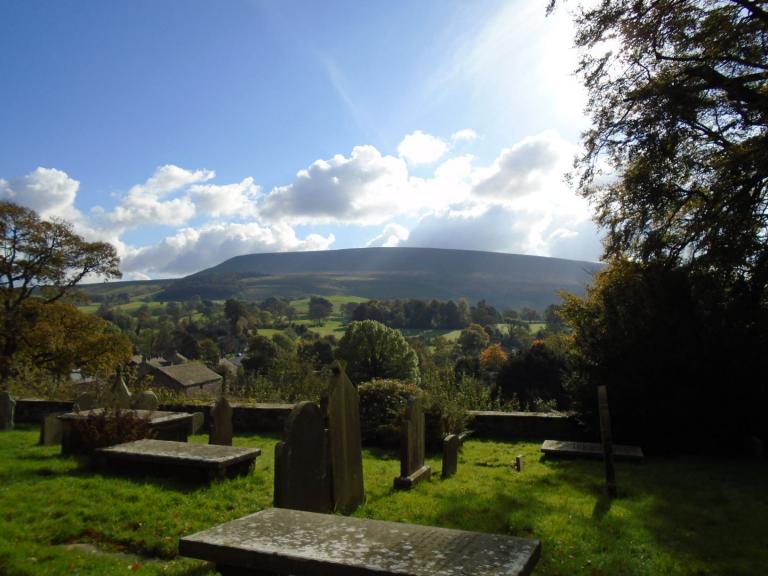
<box><xmin>544</xmin><ymin>454</ymin><xmax>768</xmax><ymax>574</ymax></box>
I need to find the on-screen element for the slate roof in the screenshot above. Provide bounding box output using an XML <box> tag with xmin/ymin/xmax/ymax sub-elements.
<box><xmin>156</xmin><ymin>363</ymin><xmax>222</xmax><ymax>388</ymax></box>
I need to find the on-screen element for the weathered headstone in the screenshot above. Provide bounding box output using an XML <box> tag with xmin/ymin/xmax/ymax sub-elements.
<box><xmin>394</xmin><ymin>397</ymin><xmax>431</xmax><ymax>489</ymax></box>
<box><xmin>0</xmin><ymin>391</ymin><xmax>16</xmax><ymax>431</ymax></box>
<box><xmin>513</xmin><ymin>455</ymin><xmax>524</xmax><ymax>473</ymax></box>
<box><xmin>190</xmin><ymin>411</ymin><xmax>205</xmax><ymax>435</ymax></box>
<box><xmin>74</xmin><ymin>391</ymin><xmax>99</xmax><ymax>411</ymax></box>
<box><xmin>105</xmin><ymin>377</ymin><xmax>132</xmax><ymax>409</ymax></box>
<box><xmin>327</xmin><ymin>364</ymin><xmax>365</xmax><ymax>514</ymax></box>
<box><xmin>441</xmin><ymin>434</ymin><xmax>459</xmax><ymax>479</ymax></box>
<box><xmin>210</xmin><ymin>396</ymin><xmax>233</xmax><ymax>446</ymax></box>
<box><xmin>133</xmin><ymin>390</ymin><xmax>159</xmax><ymax>411</ymax></box>
<box><xmin>39</xmin><ymin>413</ymin><xmax>64</xmax><ymax>445</ymax></box>
<box><xmin>597</xmin><ymin>385</ymin><xmax>617</xmax><ymax>498</ymax></box>
<box><xmin>274</xmin><ymin>401</ymin><xmax>332</xmax><ymax>513</ymax></box>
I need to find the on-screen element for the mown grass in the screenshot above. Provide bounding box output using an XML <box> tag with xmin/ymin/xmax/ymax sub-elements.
<box><xmin>2</xmin><ymin>427</ymin><xmax>766</xmax><ymax>575</ymax></box>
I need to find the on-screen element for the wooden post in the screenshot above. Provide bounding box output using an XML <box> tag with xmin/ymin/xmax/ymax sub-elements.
<box><xmin>597</xmin><ymin>385</ymin><xmax>617</xmax><ymax>498</ymax></box>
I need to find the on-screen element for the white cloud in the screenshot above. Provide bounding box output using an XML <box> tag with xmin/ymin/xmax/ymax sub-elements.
<box><xmin>188</xmin><ymin>177</ymin><xmax>260</xmax><ymax>218</ymax></box>
<box><xmin>366</xmin><ymin>223</ymin><xmax>410</xmax><ymax>247</ymax></box>
<box><xmin>404</xmin><ymin>204</ymin><xmax>600</xmax><ymax>261</ymax></box>
<box><xmin>451</xmin><ymin>128</ymin><xmax>478</xmax><ymax>143</ymax></box>
<box><xmin>0</xmin><ymin>167</ymin><xmax>82</xmax><ymax>221</ymax></box>
<box><xmin>107</xmin><ymin>164</ymin><xmax>214</xmax><ymax>229</ymax></box>
<box><xmin>397</xmin><ymin>130</ymin><xmax>449</xmax><ymax>165</ymax></box>
<box><xmin>471</xmin><ymin>131</ymin><xmax>574</xmax><ymax>202</ymax></box>
<box><xmin>121</xmin><ymin>221</ymin><xmax>335</xmax><ymax>276</ymax></box>
<box><xmin>259</xmin><ymin>145</ymin><xmax>412</xmax><ymax>225</ymax></box>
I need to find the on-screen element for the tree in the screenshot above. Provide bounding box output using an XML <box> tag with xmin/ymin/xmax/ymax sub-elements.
<box><xmin>0</xmin><ymin>201</ymin><xmax>121</xmax><ymax>387</ymax></box>
<box><xmin>16</xmin><ymin>299</ymin><xmax>132</xmax><ymax>383</ymax></box>
<box><xmin>479</xmin><ymin>343</ymin><xmax>508</xmax><ymax>372</ymax></box>
<box><xmin>308</xmin><ymin>296</ymin><xmax>334</xmax><ymax>324</ymax></box>
<box><xmin>457</xmin><ymin>323</ymin><xmax>490</xmax><ymax>357</ymax></box>
<box><xmin>558</xmin><ymin>0</ymin><xmax>768</xmax><ymax>297</ymax></box>
<box><xmin>242</xmin><ymin>334</ymin><xmax>279</xmax><ymax>374</ymax></box>
<box><xmin>551</xmin><ymin>0</ymin><xmax>768</xmax><ymax>450</ymax></box>
<box><xmin>336</xmin><ymin>320</ymin><xmax>419</xmax><ymax>384</ymax></box>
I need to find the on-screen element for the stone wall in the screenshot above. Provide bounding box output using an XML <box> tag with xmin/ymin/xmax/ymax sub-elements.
<box><xmin>14</xmin><ymin>399</ymin><xmax>585</xmax><ymax>440</ymax></box>
<box><xmin>468</xmin><ymin>410</ymin><xmax>586</xmax><ymax>441</ymax></box>
<box><xmin>14</xmin><ymin>399</ymin><xmax>74</xmax><ymax>424</ymax></box>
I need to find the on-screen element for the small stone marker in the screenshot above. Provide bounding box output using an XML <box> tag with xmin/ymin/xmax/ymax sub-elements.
<box><xmin>327</xmin><ymin>364</ymin><xmax>365</xmax><ymax>514</ymax></box>
<box><xmin>190</xmin><ymin>411</ymin><xmax>205</xmax><ymax>435</ymax></box>
<box><xmin>179</xmin><ymin>508</ymin><xmax>542</xmax><ymax>576</ymax></box>
<box><xmin>39</xmin><ymin>413</ymin><xmax>64</xmax><ymax>445</ymax></box>
<box><xmin>74</xmin><ymin>392</ymin><xmax>99</xmax><ymax>411</ymax></box>
<box><xmin>394</xmin><ymin>396</ymin><xmax>431</xmax><ymax>489</ymax></box>
<box><xmin>274</xmin><ymin>401</ymin><xmax>332</xmax><ymax>513</ymax></box>
<box><xmin>441</xmin><ymin>434</ymin><xmax>459</xmax><ymax>479</ymax></box>
<box><xmin>513</xmin><ymin>455</ymin><xmax>523</xmax><ymax>473</ymax></box>
<box><xmin>133</xmin><ymin>390</ymin><xmax>159</xmax><ymax>411</ymax></box>
<box><xmin>597</xmin><ymin>385</ymin><xmax>617</xmax><ymax>498</ymax></box>
<box><xmin>0</xmin><ymin>391</ymin><xmax>16</xmax><ymax>431</ymax></box>
<box><xmin>210</xmin><ymin>396</ymin><xmax>233</xmax><ymax>446</ymax></box>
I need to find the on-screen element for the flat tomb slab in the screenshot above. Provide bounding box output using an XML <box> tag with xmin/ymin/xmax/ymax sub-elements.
<box><xmin>541</xmin><ymin>440</ymin><xmax>644</xmax><ymax>461</ymax></box>
<box><xmin>179</xmin><ymin>507</ymin><xmax>540</xmax><ymax>576</ymax></box>
<box><xmin>96</xmin><ymin>439</ymin><xmax>260</xmax><ymax>480</ymax></box>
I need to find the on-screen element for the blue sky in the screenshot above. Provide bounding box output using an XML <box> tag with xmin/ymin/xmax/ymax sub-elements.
<box><xmin>0</xmin><ymin>0</ymin><xmax>601</xmax><ymax>279</ymax></box>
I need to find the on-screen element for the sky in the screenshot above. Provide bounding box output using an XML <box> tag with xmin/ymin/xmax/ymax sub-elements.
<box><xmin>0</xmin><ymin>0</ymin><xmax>602</xmax><ymax>281</ymax></box>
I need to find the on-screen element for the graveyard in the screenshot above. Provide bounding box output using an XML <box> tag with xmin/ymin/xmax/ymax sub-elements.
<box><xmin>0</xmin><ymin>419</ymin><xmax>766</xmax><ymax>575</ymax></box>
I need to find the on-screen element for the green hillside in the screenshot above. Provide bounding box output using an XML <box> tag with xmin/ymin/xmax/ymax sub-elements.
<box><xmin>153</xmin><ymin>247</ymin><xmax>602</xmax><ymax>310</ymax></box>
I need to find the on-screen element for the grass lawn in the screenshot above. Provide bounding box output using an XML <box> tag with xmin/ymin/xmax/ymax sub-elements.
<box><xmin>1</xmin><ymin>426</ymin><xmax>766</xmax><ymax>575</ymax></box>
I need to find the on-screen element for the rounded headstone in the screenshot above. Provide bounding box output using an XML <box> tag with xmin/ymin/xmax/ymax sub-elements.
<box><xmin>133</xmin><ymin>390</ymin><xmax>159</xmax><ymax>411</ymax></box>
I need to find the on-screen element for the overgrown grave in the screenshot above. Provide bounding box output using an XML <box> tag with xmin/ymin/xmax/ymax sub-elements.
<box><xmin>394</xmin><ymin>396</ymin><xmax>431</xmax><ymax>489</ymax></box>
<box><xmin>0</xmin><ymin>391</ymin><xmax>15</xmax><ymax>431</ymax></box>
<box><xmin>274</xmin><ymin>401</ymin><xmax>332</xmax><ymax>512</ymax></box>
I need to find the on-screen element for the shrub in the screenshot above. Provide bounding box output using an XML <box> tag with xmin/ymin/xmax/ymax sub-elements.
<box><xmin>358</xmin><ymin>379</ymin><xmax>426</xmax><ymax>447</ymax></box>
<box><xmin>70</xmin><ymin>407</ymin><xmax>156</xmax><ymax>453</ymax></box>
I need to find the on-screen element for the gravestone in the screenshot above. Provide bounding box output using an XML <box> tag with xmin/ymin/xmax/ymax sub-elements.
<box><xmin>190</xmin><ymin>411</ymin><xmax>205</xmax><ymax>435</ymax></box>
<box><xmin>210</xmin><ymin>396</ymin><xmax>233</xmax><ymax>446</ymax></box>
<box><xmin>394</xmin><ymin>397</ymin><xmax>431</xmax><ymax>489</ymax></box>
<box><xmin>597</xmin><ymin>385</ymin><xmax>617</xmax><ymax>498</ymax></box>
<box><xmin>274</xmin><ymin>402</ymin><xmax>332</xmax><ymax>513</ymax></box>
<box><xmin>39</xmin><ymin>413</ymin><xmax>64</xmax><ymax>445</ymax></box>
<box><xmin>513</xmin><ymin>455</ymin><xmax>524</xmax><ymax>473</ymax></box>
<box><xmin>133</xmin><ymin>390</ymin><xmax>159</xmax><ymax>411</ymax></box>
<box><xmin>0</xmin><ymin>391</ymin><xmax>15</xmax><ymax>431</ymax></box>
<box><xmin>326</xmin><ymin>364</ymin><xmax>365</xmax><ymax>514</ymax></box>
<box><xmin>74</xmin><ymin>391</ymin><xmax>99</xmax><ymax>411</ymax></box>
<box><xmin>441</xmin><ymin>434</ymin><xmax>459</xmax><ymax>479</ymax></box>
<box><xmin>106</xmin><ymin>377</ymin><xmax>132</xmax><ymax>409</ymax></box>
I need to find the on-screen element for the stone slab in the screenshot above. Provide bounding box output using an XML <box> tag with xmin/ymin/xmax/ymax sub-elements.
<box><xmin>96</xmin><ymin>439</ymin><xmax>260</xmax><ymax>478</ymax></box>
<box><xmin>179</xmin><ymin>507</ymin><xmax>540</xmax><ymax>576</ymax></box>
<box><xmin>273</xmin><ymin>402</ymin><xmax>332</xmax><ymax>513</ymax></box>
<box><xmin>393</xmin><ymin>465</ymin><xmax>431</xmax><ymax>490</ymax></box>
<box><xmin>541</xmin><ymin>440</ymin><xmax>644</xmax><ymax>461</ymax></box>
<box><xmin>210</xmin><ymin>397</ymin><xmax>233</xmax><ymax>446</ymax></box>
<box><xmin>327</xmin><ymin>365</ymin><xmax>364</xmax><ymax>514</ymax></box>
<box><xmin>441</xmin><ymin>434</ymin><xmax>459</xmax><ymax>479</ymax></box>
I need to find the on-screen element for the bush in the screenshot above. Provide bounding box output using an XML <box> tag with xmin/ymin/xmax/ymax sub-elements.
<box><xmin>358</xmin><ymin>379</ymin><xmax>426</xmax><ymax>447</ymax></box>
<box><xmin>358</xmin><ymin>376</ymin><xmax>483</xmax><ymax>449</ymax></box>
<box><xmin>70</xmin><ymin>408</ymin><xmax>156</xmax><ymax>453</ymax></box>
